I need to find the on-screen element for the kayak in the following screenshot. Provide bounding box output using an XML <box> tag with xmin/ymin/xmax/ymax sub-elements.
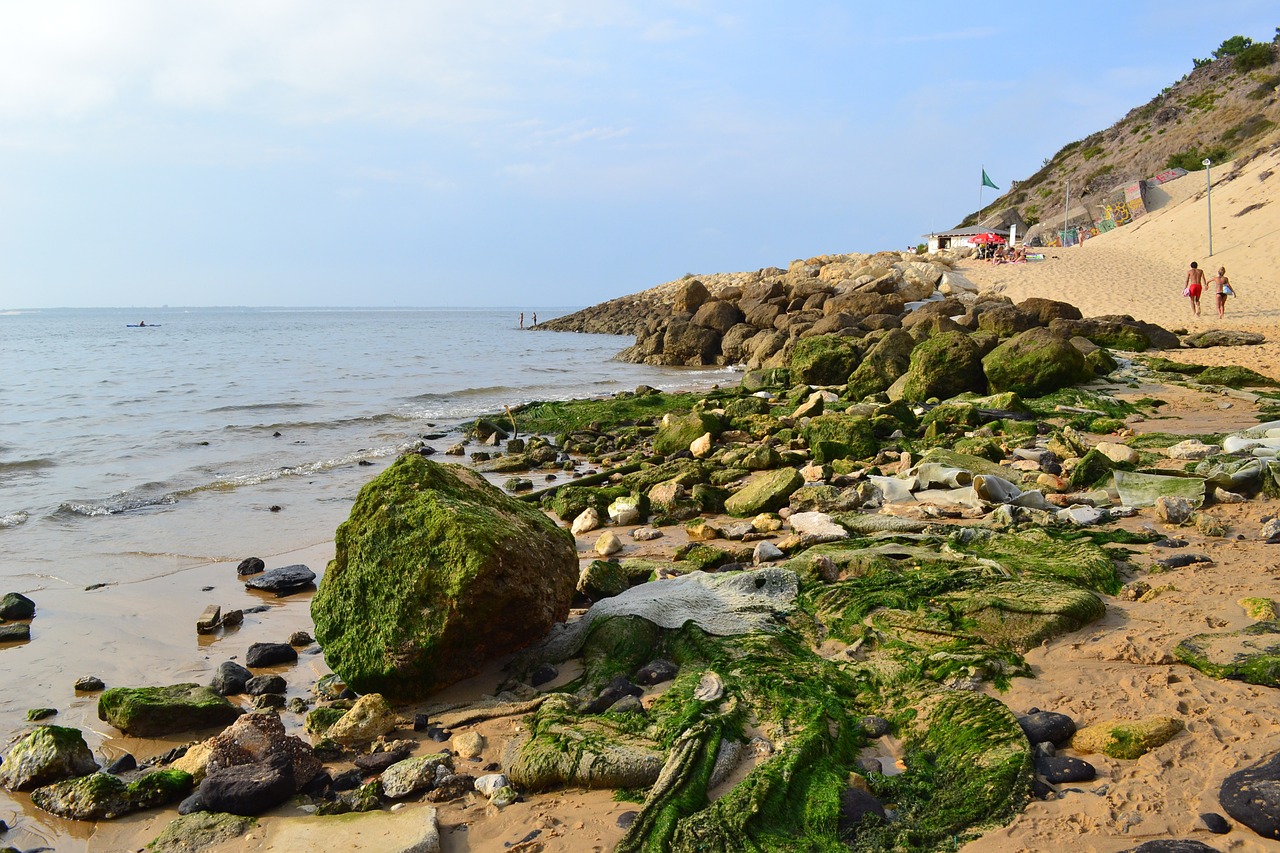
<box><xmin>126</xmin><ymin>324</ymin><xmax>161</xmax><ymax>328</ymax></box>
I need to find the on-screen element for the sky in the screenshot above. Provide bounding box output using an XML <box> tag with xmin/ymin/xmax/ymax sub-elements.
<box><xmin>0</xmin><ymin>1</ymin><xmax>1275</xmax><ymax>309</ymax></box>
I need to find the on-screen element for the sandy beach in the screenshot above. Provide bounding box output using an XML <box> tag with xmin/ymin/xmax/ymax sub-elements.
<box><xmin>6</xmin><ymin>148</ymin><xmax>1280</xmax><ymax>852</ymax></box>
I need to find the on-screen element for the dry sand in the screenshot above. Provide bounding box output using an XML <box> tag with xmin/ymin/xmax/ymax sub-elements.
<box><xmin>6</xmin><ymin>149</ymin><xmax>1280</xmax><ymax>852</ymax></box>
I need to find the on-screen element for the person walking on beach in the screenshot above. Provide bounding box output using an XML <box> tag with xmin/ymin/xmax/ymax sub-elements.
<box><xmin>1185</xmin><ymin>262</ymin><xmax>1205</xmax><ymax>317</ymax></box>
<box><xmin>1212</xmin><ymin>266</ymin><xmax>1234</xmax><ymax>319</ymax></box>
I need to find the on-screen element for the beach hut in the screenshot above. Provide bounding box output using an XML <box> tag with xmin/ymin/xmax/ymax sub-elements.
<box><xmin>922</xmin><ymin>226</ymin><xmax>1011</xmax><ymax>253</ymax></box>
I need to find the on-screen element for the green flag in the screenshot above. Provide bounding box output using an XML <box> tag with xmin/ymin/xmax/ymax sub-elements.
<box><xmin>981</xmin><ymin>169</ymin><xmax>999</xmax><ymax>190</ymax></box>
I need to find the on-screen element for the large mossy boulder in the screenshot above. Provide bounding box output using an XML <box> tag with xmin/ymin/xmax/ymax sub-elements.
<box><xmin>982</xmin><ymin>327</ymin><xmax>1090</xmax><ymax>397</ymax></box>
<box><xmin>0</xmin><ymin>725</ymin><xmax>99</xmax><ymax>792</ymax></box>
<box><xmin>31</xmin><ymin>769</ymin><xmax>192</xmax><ymax>820</ymax></box>
<box><xmin>97</xmin><ymin>685</ymin><xmax>241</xmax><ymax>737</ymax></box>
<box><xmin>654</xmin><ymin>411</ymin><xmax>722</xmax><ymax>457</ymax></box>
<box><xmin>311</xmin><ymin>454</ymin><xmax>578</xmax><ymax>699</ymax></box>
<box><xmin>724</xmin><ymin>467</ymin><xmax>804</xmax><ymax>517</ymax></box>
<box><xmin>900</xmin><ymin>331</ymin><xmax>986</xmax><ymax>402</ymax></box>
<box><xmin>801</xmin><ymin>414</ymin><xmax>878</xmax><ymax>464</ymax></box>
<box><xmin>787</xmin><ymin>335</ymin><xmax>862</xmax><ymax>386</ymax></box>
<box><xmin>846</xmin><ymin>329</ymin><xmax>915</xmax><ymax>400</ymax></box>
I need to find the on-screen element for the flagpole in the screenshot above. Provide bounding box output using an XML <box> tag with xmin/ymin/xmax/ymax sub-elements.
<box><xmin>978</xmin><ymin>165</ymin><xmax>983</xmax><ymax>222</ymax></box>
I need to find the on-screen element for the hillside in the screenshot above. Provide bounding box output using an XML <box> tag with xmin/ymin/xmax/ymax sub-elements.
<box><xmin>967</xmin><ymin>33</ymin><xmax>1280</xmax><ymax>232</ymax></box>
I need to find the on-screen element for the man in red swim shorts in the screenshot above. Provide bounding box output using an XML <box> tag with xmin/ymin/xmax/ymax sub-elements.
<box><xmin>1185</xmin><ymin>261</ymin><xmax>1205</xmax><ymax>317</ymax></box>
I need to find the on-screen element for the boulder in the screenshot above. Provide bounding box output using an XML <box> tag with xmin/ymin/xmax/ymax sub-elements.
<box><xmin>672</xmin><ymin>279</ymin><xmax>710</xmax><ymax>314</ymax></box>
<box><xmin>846</xmin><ymin>329</ymin><xmax>917</xmax><ymax>400</ymax></box>
<box><xmin>724</xmin><ymin>468</ymin><xmax>805</xmax><ymax>517</ymax></box>
<box><xmin>147</xmin><ymin>812</ymin><xmax>257</xmax><ymax>853</ymax></box>
<box><xmin>0</xmin><ymin>725</ymin><xmax>99</xmax><ymax>791</ymax></box>
<box><xmin>982</xmin><ymin>327</ymin><xmax>1090</xmax><ymax>397</ymax></box>
<box><xmin>0</xmin><ymin>623</ymin><xmax>31</xmax><ymax>643</ymax></box>
<box><xmin>1016</xmin><ymin>298</ymin><xmax>1082</xmax><ymax>325</ymax></box>
<box><xmin>578</xmin><ymin>560</ymin><xmax>630</xmax><ymax>601</ymax></box>
<box><xmin>787</xmin><ymin>335</ymin><xmax>862</xmax><ymax>386</ymax></box>
<box><xmin>654</xmin><ymin>411</ymin><xmax>721</xmax><ymax>457</ymax></box>
<box><xmin>1182</xmin><ymin>329</ymin><xmax>1266</xmax><ymax>348</ymax></box>
<box><xmin>1221</xmin><ymin>750</ymin><xmax>1280</xmax><ymax>839</ymax></box>
<box><xmin>243</xmin><ymin>564</ymin><xmax>315</xmax><ymax>593</ymax></box>
<box><xmin>0</xmin><ymin>592</ymin><xmax>36</xmax><ymax>620</ymax></box>
<box><xmin>801</xmin><ymin>414</ymin><xmax>877</xmax><ymax>463</ymax></box>
<box><xmin>311</xmin><ymin>455</ymin><xmax>578</xmax><ymax>698</ymax></box>
<box><xmin>97</xmin><ymin>685</ymin><xmax>241</xmax><ymax>737</ymax></box>
<box><xmin>901</xmin><ymin>331</ymin><xmax>986</xmax><ymax>402</ymax></box>
<box><xmin>381</xmin><ymin>754</ymin><xmax>455</xmax><ymax>799</ymax></box>
<box><xmin>245</xmin><ymin>643</ymin><xmax>298</xmax><ymax>668</ymax></box>
<box><xmin>655</xmin><ymin>318</ymin><xmax>722</xmax><ymax>366</ymax></box>
<box><xmin>31</xmin><ymin>769</ymin><xmax>192</xmax><ymax>820</ymax></box>
<box><xmin>691</xmin><ymin>300</ymin><xmax>744</xmax><ymax>334</ymax></box>
<box><xmin>1072</xmin><ymin>716</ymin><xmax>1184</xmax><ymax>759</ymax></box>
<box><xmin>326</xmin><ymin>693</ymin><xmax>399</xmax><ymax>745</ymax></box>
<box><xmin>206</xmin><ymin>712</ymin><xmax>321</xmax><ymax>792</ymax></box>
<box><xmin>210</xmin><ymin>662</ymin><xmax>253</xmax><ymax>696</ymax></box>
<box><xmin>1018</xmin><ymin>711</ymin><xmax>1076</xmax><ymax>746</ymax></box>
<box><xmin>977</xmin><ymin>306</ymin><xmax>1038</xmax><ymax>337</ymax></box>
<box><xmin>182</xmin><ymin>754</ymin><xmax>295</xmax><ymax>816</ymax></box>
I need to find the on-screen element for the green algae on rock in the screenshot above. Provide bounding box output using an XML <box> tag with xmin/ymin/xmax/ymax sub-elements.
<box><xmin>801</xmin><ymin>413</ymin><xmax>878</xmax><ymax>464</ymax></box>
<box><xmin>724</xmin><ymin>467</ymin><xmax>804</xmax><ymax>517</ymax></box>
<box><xmin>1175</xmin><ymin>620</ymin><xmax>1280</xmax><ymax>686</ymax></box>
<box><xmin>982</xmin><ymin>327</ymin><xmax>1090</xmax><ymax>398</ymax></box>
<box><xmin>1071</xmin><ymin>716</ymin><xmax>1185</xmax><ymax>759</ymax></box>
<box><xmin>0</xmin><ymin>725</ymin><xmax>99</xmax><ymax>792</ymax></box>
<box><xmin>97</xmin><ymin>685</ymin><xmax>241</xmax><ymax>737</ymax></box>
<box><xmin>901</xmin><ymin>331</ymin><xmax>986</xmax><ymax>402</ymax></box>
<box><xmin>788</xmin><ymin>335</ymin><xmax>863</xmax><ymax>386</ymax></box>
<box><xmin>31</xmin><ymin>769</ymin><xmax>192</xmax><ymax>820</ymax></box>
<box><xmin>311</xmin><ymin>454</ymin><xmax>578</xmax><ymax>699</ymax></box>
<box><xmin>147</xmin><ymin>811</ymin><xmax>257</xmax><ymax>852</ymax></box>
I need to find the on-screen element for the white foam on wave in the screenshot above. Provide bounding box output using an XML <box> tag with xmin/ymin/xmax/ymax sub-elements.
<box><xmin>0</xmin><ymin>511</ymin><xmax>29</xmax><ymax>528</ymax></box>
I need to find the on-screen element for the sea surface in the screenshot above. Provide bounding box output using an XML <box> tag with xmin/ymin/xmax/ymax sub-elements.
<box><xmin>0</xmin><ymin>306</ymin><xmax>733</xmax><ymax>593</ymax></box>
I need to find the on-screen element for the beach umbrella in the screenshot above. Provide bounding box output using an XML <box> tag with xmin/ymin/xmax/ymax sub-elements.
<box><xmin>972</xmin><ymin>232</ymin><xmax>1006</xmax><ymax>244</ymax></box>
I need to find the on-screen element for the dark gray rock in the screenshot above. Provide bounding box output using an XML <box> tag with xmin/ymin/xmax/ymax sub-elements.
<box><xmin>236</xmin><ymin>557</ymin><xmax>266</xmax><ymax>576</ymax></box>
<box><xmin>245</xmin><ymin>675</ymin><xmax>287</xmax><ymax>696</ymax></box>
<box><xmin>583</xmin><ymin>677</ymin><xmax>643</xmax><ymax>714</ymax></box>
<box><xmin>837</xmin><ymin>786</ymin><xmax>886</xmax><ymax>835</ymax></box>
<box><xmin>859</xmin><ymin>715</ymin><xmax>891</xmax><ymax>738</ymax></box>
<box><xmin>1221</xmin><ymin>751</ymin><xmax>1280</xmax><ymax>839</ymax></box>
<box><xmin>244</xmin><ymin>564</ymin><xmax>315</xmax><ymax>593</ymax></box>
<box><xmin>1035</xmin><ymin>754</ymin><xmax>1096</xmax><ymax>783</ymax></box>
<box><xmin>1019</xmin><ymin>711</ymin><xmax>1076</xmax><ymax>746</ymax></box>
<box><xmin>211</xmin><ymin>661</ymin><xmax>253</xmax><ymax>696</ymax></box>
<box><xmin>1200</xmin><ymin>812</ymin><xmax>1230</xmax><ymax>834</ymax></box>
<box><xmin>0</xmin><ymin>592</ymin><xmax>35</xmax><ymax>620</ymax></box>
<box><xmin>245</xmin><ymin>643</ymin><xmax>298</xmax><ymax>668</ymax></box>
<box><xmin>74</xmin><ymin>676</ymin><xmax>105</xmax><ymax>692</ymax></box>
<box><xmin>633</xmin><ymin>659</ymin><xmax>678</xmax><ymax>686</ymax></box>
<box><xmin>354</xmin><ymin>747</ymin><xmax>411</xmax><ymax>774</ymax></box>
<box><xmin>182</xmin><ymin>755</ymin><xmax>295</xmax><ymax>816</ymax></box>
<box><xmin>1119</xmin><ymin>842</ymin><xmax>1220</xmax><ymax>853</ymax></box>
<box><xmin>0</xmin><ymin>624</ymin><xmax>31</xmax><ymax>643</ymax></box>
<box><xmin>530</xmin><ymin>664</ymin><xmax>559</xmax><ymax>687</ymax></box>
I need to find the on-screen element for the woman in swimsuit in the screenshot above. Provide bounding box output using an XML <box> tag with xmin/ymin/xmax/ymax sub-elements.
<box><xmin>1212</xmin><ymin>267</ymin><xmax>1232</xmax><ymax>319</ymax></box>
<box><xmin>1185</xmin><ymin>262</ymin><xmax>1204</xmax><ymax>317</ymax></box>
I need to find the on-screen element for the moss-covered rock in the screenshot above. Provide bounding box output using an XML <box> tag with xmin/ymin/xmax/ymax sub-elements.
<box><xmin>942</xmin><ymin>579</ymin><xmax>1104</xmax><ymax>652</ymax></box>
<box><xmin>724</xmin><ymin>468</ymin><xmax>804</xmax><ymax>517</ymax></box>
<box><xmin>31</xmin><ymin>769</ymin><xmax>193</xmax><ymax>820</ymax></box>
<box><xmin>578</xmin><ymin>560</ymin><xmax>631</xmax><ymax>601</ymax></box>
<box><xmin>147</xmin><ymin>812</ymin><xmax>257</xmax><ymax>852</ymax></box>
<box><xmin>0</xmin><ymin>725</ymin><xmax>99</xmax><ymax>792</ymax></box>
<box><xmin>847</xmin><ymin>329</ymin><xmax>916</xmax><ymax>400</ymax></box>
<box><xmin>1069</xmin><ymin>448</ymin><xmax>1115</xmax><ymax>490</ymax></box>
<box><xmin>801</xmin><ymin>413</ymin><xmax>878</xmax><ymax>464</ymax></box>
<box><xmin>1175</xmin><ymin>621</ymin><xmax>1280</xmax><ymax>686</ymax></box>
<box><xmin>311</xmin><ymin>454</ymin><xmax>578</xmax><ymax>699</ymax></box>
<box><xmin>901</xmin><ymin>331</ymin><xmax>986</xmax><ymax>402</ymax></box>
<box><xmin>1197</xmin><ymin>365</ymin><xmax>1280</xmax><ymax>388</ymax></box>
<box><xmin>654</xmin><ymin>411</ymin><xmax>722</xmax><ymax>457</ymax></box>
<box><xmin>982</xmin><ymin>327</ymin><xmax>1090</xmax><ymax>398</ymax></box>
<box><xmin>304</xmin><ymin>706</ymin><xmax>347</xmax><ymax>737</ymax></box>
<box><xmin>1071</xmin><ymin>716</ymin><xmax>1184</xmax><ymax>759</ymax></box>
<box><xmin>723</xmin><ymin>395</ymin><xmax>772</xmax><ymax>421</ymax></box>
<box><xmin>97</xmin><ymin>685</ymin><xmax>240</xmax><ymax>737</ymax></box>
<box><xmin>546</xmin><ymin>484</ymin><xmax>629</xmax><ymax>522</ymax></box>
<box><xmin>788</xmin><ymin>335</ymin><xmax>863</xmax><ymax>386</ymax></box>
<box><xmin>740</xmin><ymin>368</ymin><xmax>790</xmax><ymax>392</ymax></box>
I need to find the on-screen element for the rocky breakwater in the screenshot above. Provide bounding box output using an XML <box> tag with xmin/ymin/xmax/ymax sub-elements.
<box><xmin>544</xmin><ymin>249</ymin><xmax>1192</xmax><ymax>370</ymax></box>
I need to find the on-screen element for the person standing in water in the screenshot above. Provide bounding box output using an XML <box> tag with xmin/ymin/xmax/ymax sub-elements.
<box><xmin>531</xmin><ymin>312</ymin><xmax>537</xmax><ymax>327</ymax></box>
<box><xmin>1212</xmin><ymin>266</ymin><xmax>1234</xmax><ymax>319</ymax></box>
<box><xmin>1185</xmin><ymin>262</ymin><xmax>1205</xmax><ymax>317</ymax></box>
<box><xmin>518</xmin><ymin>312</ymin><xmax>524</xmax><ymax>330</ymax></box>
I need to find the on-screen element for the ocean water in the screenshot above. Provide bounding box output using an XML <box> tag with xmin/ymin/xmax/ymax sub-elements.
<box><xmin>0</xmin><ymin>306</ymin><xmax>733</xmax><ymax>592</ymax></box>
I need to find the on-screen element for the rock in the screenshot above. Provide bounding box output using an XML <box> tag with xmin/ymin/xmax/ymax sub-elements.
<box><xmin>452</xmin><ymin>732</ymin><xmax>485</xmax><ymax>759</ymax></box>
<box><xmin>1034</xmin><ymin>754</ymin><xmax>1095</xmax><ymax>783</ymax></box>
<box><xmin>27</xmin><ymin>708</ymin><xmax>56</xmax><ymax>722</ymax></box>
<box><xmin>1200</xmin><ymin>811</ymin><xmax>1231</xmax><ymax>833</ymax></box>
<box><xmin>1018</xmin><ymin>711</ymin><xmax>1076</xmax><ymax>746</ymax></box>
<box><xmin>31</xmin><ymin>768</ymin><xmax>192</xmax><ymax>820</ymax></box>
<box><xmin>693</xmin><ymin>671</ymin><xmax>725</xmax><ymax>702</ymax></box>
<box><xmin>97</xmin><ymin>685</ymin><xmax>241</xmax><ymax>737</ymax></box>
<box><xmin>1095</xmin><ymin>441</ymin><xmax>1139</xmax><ymax>465</ymax></box>
<box><xmin>236</xmin><ymin>557</ymin><xmax>266</xmax><ymax>576</ymax></box>
<box><xmin>578</xmin><ymin>560</ymin><xmax>630</xmax><ymax>601</ymax></box>
<box><xmin>982</xmin><ymin>327</ymin><xmax>1090</xmax><ymax>397</ymax></box>
<box><xmin>327</xmin><ymin>693</ymin><xmax>399</xmax><ymax>746</ymax></box>
<box><xmin>1196</xmin><ymin>513</ymin><xmax>1228</xmax><ymax>537</ymax></box>
<box><xmin>654</xmin><ymin>411</ymin><xmax>721</xmax><ymax>457</ymax></box>
<box><xmin>311</xmin><ymin>455</ymin><xmax>578</xmax><ymax>699</ymax></box>
<box><xmin>802</xmin><ymin>413</ymin><xmax>878</xmax><ymax>464</ymax></box>
<box><xmin>1175</xmin><ymin>621</ymin><xmax>1280</xmax><ymax>686</ymax></box>
<box><xmin>424</xmin><ymin>771</ymin><xmax>475</xmax><ymax>803</ymax></box>
<box><xmin>836</xmin><ymin>786</ymin><xmax>886</xmax><ymax>834</ymax></box>
<box><xmin>0</xmin><ymin>624</ymin><xmax>31</xmax><ymax>643</ymax></box>
<box><xmin>608</xmin><ymin>495</ymin><xmax>643</xmax><ymax>525</ymax></box>
<box><xmin>859</xmin><ymin>716</ymin><xmax>890</xmax><ymax>738</ymax></box>
<box><xmin>632</xmin><ymin>526</ymin><xmax>663</xmax><ymax>541</ymax></box>
<box><xmin>753</xmin><ymin>541</ymin><xmax>784</xmax><ymax>564</ymax></box>
<box><xmin>489</xmin><ymin>785</ymin><xmax>518</xmax><ymax>808</ymax></box>
<box><xmin>195</xmin><ymin>605</ymin><xmax>222</xmax><ymax>634</ymax></box>
<box><xmin>901</xmin><ymin>331</ymin><xmax>986</xmax><ymax>402</ymax></box>
<box><xmin>690</xmin><ymin>433</ymin><xmax>713</xmax><ymax>458</ymax></box>
<box><xmin>724</xmin><ymin>468</ymin><xmax>804</xmax><ymax>517</ymax></box>
<box><xmin>673</xmin><ymin>278</ymin><xmax>710</xmax><ymax>314</ymax></box>
<box><xmin>1120</xmin><ymin>842</ymin><xmax>1220</xmax><ymax>853</ymax></box>
<box><xmin>184</xmin><ymin>753</ymin><xmax>296</xmax><ymax>816</ymax></box>
<box><xmin>847</xmin><ymin>328</ymin><xmax>916</xmax><ymax>400</ymax></box>
<box><xmin>397</xmin><ymin>806</ymin><xmax>442</xmax><ymax>853</ymax></box>
<box><xmin>1166</xmin><ymin>440</ymin><xmax>1217</xmax><ymax>460</ymax></box>
<box><xmin>530</xmin><ymin>663</ymin><xmax>559</xmax><ymax>687</ymax></box>
<box><xmin>74</xmin><ymin>676</ymin><xmax>105</xmax><ymax>692</ymax></box>
<box><xmin>788</xmin><ymin>336</ymin><xmax>862</xmax><ymax>386</ymax></box>
<box><xmin>245</xmin><ymin>643</ymin><xmax>298</xmax><ymax>668</ymax></box>
<box><xmin>787</xmin><ymin>511</ymin><xmax>848</xmax><ymax>545</ymax></box>
<box><xmin>354</xmin><ymin>748</ymin><xmax>409</xmax><ymax>774</ymax></box>
<box><xmin>1154</xmin><ymin>495</ymin><xmax>1195</xmax><ymax>525</ymax></box>
<box><xmin>0</xmin><ymin>592</ymin><xmax>35</xmax><ymax>620</ymax></box>
<box><xmin>634</xmin><ymin>659</ymin><xmax>679</xmax><ymax>686</ymax></box>
<box><xmin>1221</xmin><ymin>750</ymin><xmax>1280</xmax><ymax>839</ymax></box>
<box><xmin>211</xmin><ymin>662</ymin><xmax>253</xmax><ymax>696</ymax></box>
<box><xmin>791</xmin><ymin>390</ymin><xmax>825</xmax><ymax>420</ymax></box>
<box><xmin>381</xmin><ymin>754</ymin><xmax>455</xmax><ymax>799</ymax></box>
<box><xmin>244</xmin><ymin>564</ymin><xmax>316</xmax><ymax>593</ymax></box>
<box><xmin>474</xmin><ymin>773</ymin><xmax>509</xmax><ymax>796</ymax></box>
<box><xmin>106</xmin><ymin>754</ymin><xmax>136</xmax><ymax>774</ymax></box>
<box><xmin>0</xmin><ymin>725</ymin><xmax>99</xmax><ymax>791</ymax></box>
<box><xmin>289</xmin><ymin>631</ymin><xmax>313</xmax><ymax>646</ymax></box>
<box><xmin>205</xmin><ymin>712</ymin><xmax>321</xmax><ymax>794</ymax></box>
<box><xmin>595</xmin><ymin>531</ymin><xmax>624</xmax><ymax>557</ymax></box>
<box><xmin>571</xmin><ymin>506</ymin><xmax>600</xmax><ymax>535</ymax></box>
<box><xmin>1072</xmin><ymin>716</ymin><xmax>1184</xmax><ymax>759</ymax></box>
<box><xmin>1114</xmin><ymin>471</ymin><xmax>1206</xmax><ymax>509</ymax></box>
<box><xmin>1182</xmin><ymin>329</ymin><xmax>1266</xmax><ymax>348</ymax></box>
<box><xmin>148</xmin><ymin>812</ymin><xmax>256</xmax><ymax>853</ymax></box>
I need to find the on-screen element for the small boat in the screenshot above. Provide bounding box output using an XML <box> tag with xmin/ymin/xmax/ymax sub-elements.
<box><xmin>126</xmin><ymin>324</ymin><xmax>161</xmax><ymax>328</ymax></box>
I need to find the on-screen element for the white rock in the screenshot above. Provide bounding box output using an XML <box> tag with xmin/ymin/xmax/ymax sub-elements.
<box><xmin>632</xmin><ymin>527</ymin><xmax>664</xmax><ymax>541</ymax></box>
<box><xmin>571</xmin><ymin>507</ymin><xmax>600</xmax><ymax>536</ymax></box>
<box><xmin>693</xmin><ymin>671</ymin><xmax>724</xmax><ymax>702</ymax></box>
<box><xmin>800</xmin><ymin>462</ymin><xmax>827</xmax><ymax>483</ymax></box>
<box><xmin>451</xmin><ymin>731</ymin><xmax>485</xmax><ymax>759</ymax></box>
<box><xmin>690</xmin><ymin>432</ymin><xmax>713</xmax><ymax>458</ymax></box>
<box><xmin>788</xmin><ymin>511</ymin><xmax>849</xmax><ymax>544</ymax></box>
<box><xmin>1057</xmin><ymin>505</ymin><xmax>1105</xmax><ymax>526</ymax></box>
<box><xmin>595</xmin><ymin>531</ymin><xmax>623</xmax><ymax>556</ymax></box>
<box><xmin>753</xmin><ymin>541</ymin><xmax>784</xmax><ymax>564</ymax></box>
<box><xmin>608</xmin><ymin>496</ymin><xmax>641</xmax><ymax>525</ymax></box>
<box><xmin>1165</xmin><ymin>439</ymin><xmax>1218</xmax><ymax>460</ymax></box>
<box><xmin>1214</xmin><ymin>489</ymin><xmax>1246</xmax><ymax>504</ymax></box>
<box><xmin>1095</xmin><ymin>441</ymin><xmax>1139</xmax><ymax>465</ymax></box>
<box><xmin>474</xmin><ymin>774</ymin><xmax>510</xmax><ymax>796</ymax></box>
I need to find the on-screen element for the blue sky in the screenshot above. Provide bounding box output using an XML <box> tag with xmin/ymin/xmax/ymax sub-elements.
<box><xmin>1</xmin><ymin>1</ymin><xmax>1275</xmax><ymax>309</ymax></box>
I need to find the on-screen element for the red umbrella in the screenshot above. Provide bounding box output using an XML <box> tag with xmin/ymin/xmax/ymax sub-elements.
<box><xmin>972</xmin><ymin>232</ymin><xmax>1006</xmax><ymax>244</ymax></box>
